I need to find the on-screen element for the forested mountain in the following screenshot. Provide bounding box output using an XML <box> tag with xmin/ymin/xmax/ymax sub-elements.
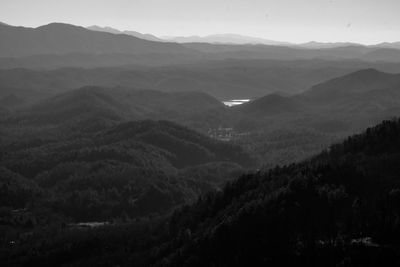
<box><xmin>303</xmin><ymin>68</ymin><xmax>400</xmax><ymax>102</ymax></box>
<box><xmin>0</xmin><ymin>119</ymin><xmax>253</xmax><ymax>223</ymax></box>
<box><xmin>229</xmin><ymin>68</ymin><xmax>400</xmax><ymax>168</ymax></box>
<box><xmin>235</xmin><ymin>68</ymin><xmax>400</xmax><ymax>121</ymax></box>
<box><xmin>4</xmin><ymin>118</ymin><xmax>400</xmax><ymax>266</ymax></box>
<box><xmin>17</xmin><ymin>86</ymin><xmax>223</xmax><ymax>124</ymax></box>
<box><xmin>144</xmin><ymin>119</ymin><xmax>400</xmax><ymax>267</ymax></box>
<box><xmin>0</xmin><ymin>86</ymin><xmax>227</xmax><ymax>135</ymax></box>
<box><xmin>0</xmin><ymin>68</ymin><xmax>384</xmax><ymax>127</ymax></box>
<box><xmin>2</xmin><ymin>60</ymin><xmax>400</xmax><ymax>101</ymax></box>
<box><xmin>2</xmin><ymin>67</ymin><xmax>400</xmax><ymax>170</ymax></box>
<box><xmin>296</xmin><ymin>69</ymin><xmax>400</xmax><ymax>120</ymax></box>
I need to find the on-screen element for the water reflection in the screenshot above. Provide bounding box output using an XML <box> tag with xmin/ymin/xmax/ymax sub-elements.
<box><xmin>222</xmin><ymin>99</ymin><xmax>250</xmax><ymax>107</ymax></box>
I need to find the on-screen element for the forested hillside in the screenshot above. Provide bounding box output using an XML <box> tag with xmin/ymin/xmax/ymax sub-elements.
<box><xmin>155</xmin><ymin>119</ymin><xmax>400</xmax><ymax>266</ymax></box>
<box><xmin>0</xmin><ymin>120</ymin><xmax>253</xmax><ymax>223</ymax></box>
<box><xmin>3</xmin><ymin>119</ymin><xmax>400</xmax><ymax>266</ymax></box>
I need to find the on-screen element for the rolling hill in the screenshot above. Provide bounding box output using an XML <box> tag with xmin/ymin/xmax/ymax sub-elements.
<box><xmin>298</xmin><ymin>69</ymin><xmax>400</xmax><ymax>118</ymax></box>
<box><xmin>304</xmin><ymin>68</ymin><xmax>400</xmax><ymax>102</ymax></box>
<box><xmin>0</xmin><ymin>119</ymin><xmax>254</xmax><ymax>221</ymax></box>
<box><xmin>11</xmin><ymin>86</ymin><xmax>225</xmax><ymax>130</ymax></box>
<box><xmin>2</xmin><ymin>59</ymin><xmax>400</xmax><ymax>101</ymax></box>
<box><xmin>236</xmin><ymin>68</ymin><xmax>400</xmax><ymax>119</ymax></box>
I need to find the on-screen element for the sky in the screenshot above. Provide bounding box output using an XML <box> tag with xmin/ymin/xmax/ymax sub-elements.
<box><xmin>0</xmin><ymin>0</ymin><xmax>399</xmax><ymax>44</ymax></box>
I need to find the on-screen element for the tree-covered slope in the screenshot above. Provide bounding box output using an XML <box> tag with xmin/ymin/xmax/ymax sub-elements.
<box><xmin>154</xmin><ymin>119</ymin><xmax>400</xmax><ymax>266</ymax></box>
<box><xmin>0</xmin><ymin>120</ymin><xmax>253</xmax><ymax>222</ymax></box>
<box><xmin>6</xmin><ymin>119</ymin><xmax>400</xmax><ymax>267</ymax></box>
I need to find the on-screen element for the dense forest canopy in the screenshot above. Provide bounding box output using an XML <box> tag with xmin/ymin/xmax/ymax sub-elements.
<box><xmin>0</xmin><ymin>119</ymin><xmax>253</xmax><ymax>221</ymax></box>
<box><xmin>3</xmin><ymin>118</ymin><xmax>400</xmax><ymax>266</ymax></box>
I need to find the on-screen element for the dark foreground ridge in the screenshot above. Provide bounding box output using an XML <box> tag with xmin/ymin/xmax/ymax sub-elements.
<box><xmin>3</xmin><ymin>118</ymin><xmax>400</xmax><ymax>266</ymax></box>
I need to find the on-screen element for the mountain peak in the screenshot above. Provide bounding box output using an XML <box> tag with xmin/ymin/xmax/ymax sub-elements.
<box><xmin>351</xmin><ymin>68</ymin><xmax>381</xmax><ymax>75</ymax></box>
<box><xmin>304</xmin><ymin>68</ymin><xmax>400</xmax><ymax>101</ymax></box>
<box><xmin>338</xmin><ymin>68</ymin><xmax>393</xmax><ymax>82</ymax></box>
<box><xmin>86</xmin><ymin>25</ymin><xmax>162</xmax><ymax>41</ymax></box>
<box><xmin>36</xmin><ymin>22</ymin><xmax>86</xmax><ymax>31</ymax></box>
<box><xmin>87</xmin><ymin>25</ymin><xmax>122</xmax><ymax>34</ymax></box>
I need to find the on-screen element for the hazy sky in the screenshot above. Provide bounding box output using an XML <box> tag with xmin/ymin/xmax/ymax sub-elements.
<box><xmin>1</xmin><ymin>0</ymin><xmax>399</xmax><ymax>44</ymax></box>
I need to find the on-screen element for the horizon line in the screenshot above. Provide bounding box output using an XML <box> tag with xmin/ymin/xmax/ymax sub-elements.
<box><xmin>2</xmin><ymin>21</ymin><xmax>399</xmax><ymax>46</ymax></box>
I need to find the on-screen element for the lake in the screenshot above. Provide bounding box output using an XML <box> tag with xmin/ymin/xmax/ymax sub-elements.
<box><xmin>222</xmin><ymin>99</ymin><xmax>251</xmax><ymax>107</ymax></box>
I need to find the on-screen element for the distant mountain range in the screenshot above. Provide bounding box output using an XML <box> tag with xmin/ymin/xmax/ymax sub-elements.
<box><xmin>373</xmin><ymin>42</ymin><xmax>400</xmax><ymax>49</ymax></box>
<box><xmin>161</xmin><ymin>33</ymin><xmax>291</xmax><ymax>46</ymax></box>
<box><xmin>2</xmin><ymin>22</ymin><xmax>400</xmax><ymax>69</ymax></box>
<box><xmin>162</xmin><ymin>35</ymin><xmax>374</xmax><ymax>49</ymax></box>
<box><xmin>86</xmin><ymin>25</ymin><xmax>400</xmax><ymax>49</ymax></box>
<box><xmin>1</xmin><ymin>21</ymin><xmax>399</xmax><ymax>56</ymax></box>
<box><xmin>87</xmin><ymin>25</ymin><xmax>162</xmax><ymax>42</ymax></box>
<box><xmin>0</xmin><ymin>22</ymin><xmax>194</xmax><ymax>57</ymax></box>
<box><xmin>84</xmin><ymin>25</ymin><xmax>371</xmax><ymax>48</ymax></box>
<box><xmin>297</xmin><ymin>41</ymin><xmax>363</xmax><ymax>49</ymax></box>
<box><xmin>163</xmin><ymin>35</ymin><xmax>400</xmax><ymax>50</ymax></box>
<box><xmin>4</xmin><ymin>64</ymin><xmax>400</xmax><ymax>135</ymax></box>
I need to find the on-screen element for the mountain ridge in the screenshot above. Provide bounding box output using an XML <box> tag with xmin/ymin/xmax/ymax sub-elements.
<box><xmin>303</xmin><ymin>68</ymin><xmax>400</xmax><ymax>102</ymax></box>
<box><xmin>0</xmin><ymin>22</ymin><xmax>195</xmax><ymax>57</ymax></box>
<box><xmin>87</xmin><ymin>25</ymin><xmax>162</xmax><ymax>42</ymax></box>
